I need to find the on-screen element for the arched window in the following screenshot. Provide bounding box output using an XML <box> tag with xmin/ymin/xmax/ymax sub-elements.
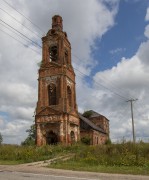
<box><xmin>48</xmin><ymin>84</ymin><xmax>56</xmax><ymax>105</ymax></box>
<box><xmin>65</xmin><ymin>50</ymin><xmax>68</xmax><ymax>64</ymax></box>
<box><xmin>49</xmin><ymin>46</ymin><xmax>57</xmax><ymax>62</ymax></box>
<box><xmin>67</xmin><ymin>86</ymin><xmax>72</xmax><ymax>106</ymax></box>
<box><xmin>46</xmin><ymin>131</ymin><xmax>58</xmax><ymax>145</ymax></box>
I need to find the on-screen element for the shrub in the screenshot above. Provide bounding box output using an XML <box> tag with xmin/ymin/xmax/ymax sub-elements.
<box><xmin>81</xmin><ymin>136</ymin><xmax>91</xmax><ymax>145</ymax></box>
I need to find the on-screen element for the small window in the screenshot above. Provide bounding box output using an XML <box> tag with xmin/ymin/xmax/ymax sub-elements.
<box><xmin>48</xmin><ymin>84</ymin><xmax>57</xmax><ymax>105</ymax></box>
<box><xmin>49</xmin><ymin>46</ymin><xmax>57</xmax><ymax>62</ymax></box>
<box><xmin>65</xmin><ymin>50</ymin><xmax>68</xmax><ymax>64</ymax></box>
<box><xmin>67</xmin><ymin>86</ymin><xmax>72</xmax><ymax>106</ymax></box>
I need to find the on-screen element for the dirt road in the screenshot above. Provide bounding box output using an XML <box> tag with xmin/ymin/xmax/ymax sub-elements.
<box><xmin>0</xmin><ymin>163</ymin><xmax>149</xmax><ymax>180</ymax></box>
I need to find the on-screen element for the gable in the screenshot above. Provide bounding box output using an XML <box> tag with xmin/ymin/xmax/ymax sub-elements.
<box><xmin>37</xmin><ymin>107</ymin><xmax>61</xmax><ymax>116</ymax></box>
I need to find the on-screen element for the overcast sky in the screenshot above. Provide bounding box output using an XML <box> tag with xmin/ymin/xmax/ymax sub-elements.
<box><xmin>0</xmin><ymin>0</ymin><xmax>149</xmax><ymax>144</ymax></box>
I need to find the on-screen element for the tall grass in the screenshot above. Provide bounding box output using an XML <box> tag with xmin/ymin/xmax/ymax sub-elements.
<box><xmin>74</xmin><ymin>142</ymin><xmax>149</xmax><ymax>167</ymax></box>
<box><xmin>0</xmin><ymin>143</ymin><xmax>77</xmax><ymax>163</ymax></box>
<box><xmin>0</xmin><ymin>142</ymin><xmax>149</xmax><ymax>168</ymax></box>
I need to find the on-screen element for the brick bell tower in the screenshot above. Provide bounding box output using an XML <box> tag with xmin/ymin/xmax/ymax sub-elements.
<box><xmin>35</xmin><ymin>15</ymin><xmax>80</xmax><ymax>146</ymax></box>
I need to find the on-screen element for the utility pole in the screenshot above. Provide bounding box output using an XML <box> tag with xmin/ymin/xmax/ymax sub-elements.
<box><xmin>126</xmin><ymin>99</ymin><xmax>138</xmax><ymax>143</ymax></box>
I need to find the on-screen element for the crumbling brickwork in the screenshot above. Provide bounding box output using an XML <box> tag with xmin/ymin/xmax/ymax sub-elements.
<box><xmin>35</xmin><ymin>15</ymin><xmax>80</xmax><ymax>146</ymax></box>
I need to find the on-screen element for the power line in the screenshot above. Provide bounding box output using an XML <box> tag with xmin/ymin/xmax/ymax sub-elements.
<box><xmin>2</xmin><ymin>0</ymin><xmax>45</xmax><ymax>35</ymax></box>
<box><xmin>0</xmin><ymin>15</ymin><xmax>138</xmax><ymax>102</ymax></box>
<box><xmin>74</xmin><ymin>66</ymin><xmax>129</xmax><ymax>101</ymax></box>
<box><xmin>0</xmin><ymin>28</ymin><xmax>41</xmax><ymax>55</ymax></box>
<box><xmin>0</xmin><ymin>21</ymin><xmax>36</xmax><ymax>45</ymax></box>
<box><xmin>72</xmin><ymin>53</ymin><xmax>135</xmax><ymax>101</ymax></box>
<box><xmin>0</xmin><ymin>21</ymin><xmax>132</xmax><ymax>102</ymax></box>
<box><xmin>0</xmin><ymin>19</ymin><xmax>42</xmax><ymax>48</ymax></box>
<box><xmin>0</xmin><ymin>6</ymin><xmax>41</xmax><ymax>38</ymax></box>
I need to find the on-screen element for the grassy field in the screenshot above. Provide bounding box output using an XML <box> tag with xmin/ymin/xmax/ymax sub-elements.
<box><xmin>0</xmin><ymin>142</ymin><xmax>149</xmax><ymax>175</ymax></box>
<box><xmin>48</xmin><ymin>142</ymin><xmax>149</xmax><ymax>175</ymax></box>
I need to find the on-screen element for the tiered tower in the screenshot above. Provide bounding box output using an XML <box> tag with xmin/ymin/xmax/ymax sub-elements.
<box><xmin>35</xmin><ymin>15</ymin><xmax>80</xmax><ymax>145</ymax></box>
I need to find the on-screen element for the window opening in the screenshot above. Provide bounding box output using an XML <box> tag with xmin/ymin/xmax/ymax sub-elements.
<box><xmin>49</xmin><ymin>46</ymin><xmax>57</xmax><ymax>62</ymax></box>
<box><xmin>48</xmin><ymin>84</ymin><xmax>56</xmax><ymax>105</ymax></box>
<box><xmin>65</xmin><ymin>50</ymin><xmax>68</xmax><ymax>64</ymax></box>
<box><xmin>67</xmin><ymin>86</ymin><xmax>72</xmax><ymax>106</ymax></box>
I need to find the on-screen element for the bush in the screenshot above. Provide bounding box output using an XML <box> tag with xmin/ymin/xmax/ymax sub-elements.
<box><xmin>81</xmin><ymin>136</ymin><xmax>91</xmax><ymax>145</ymax></box>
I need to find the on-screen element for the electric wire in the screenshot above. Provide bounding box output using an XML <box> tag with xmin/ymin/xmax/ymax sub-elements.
<box><xmin>1</xmin><ymin>0</ymin><xmax>45</xmax><ymax>35</ymax></box>
<box><xmin>0</xmin><ymin>8</ymin><xmax>139</xmax><ymax>102</ymax></box>
<box><xmin>0</xmin><ymin>6</ymin><xmax>41</xmax><ymax>38</ymax></box>
<box><xmin>0</xmin><ymin>2</ymin><xmax>132</xmax><ymax>102</ymax></box>
<box><xmin>0</xmin><ymin>19</ymin><xmax>42</xmax><ymax>48</ymax></box>
<box><xmin>73</xmin><ymin>66</ymin><xmax>129</xmax><ymax>101</ymax></box>
<box><xmin>72</xmin><ymin>53</ymin><xmax>135</xmax><ymax>101</ymax></box>
<box><xmin>0</xmin><ymin>28</ymin><xmax>41</xmax><ymax>55</ymax></box>
<box><xmin>0</xmin><ymin>21</ymin><xmax>37</xmax><ymax>46</ymax></box>
<box><xmin>0</xmin><ymin>17</ymin><xmax>130</xmax><ymax>101</ymax></box>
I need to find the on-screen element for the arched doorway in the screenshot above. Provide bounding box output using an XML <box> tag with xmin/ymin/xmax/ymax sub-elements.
<box><xmin>46</xmin><ymin>131</ymin><xmax>58</xmax><ymax>145</ymax></box>
<box><xmin>70</xmin><ymin>131</ymin><xmax>75</xmax><ymax>143</ymax></box>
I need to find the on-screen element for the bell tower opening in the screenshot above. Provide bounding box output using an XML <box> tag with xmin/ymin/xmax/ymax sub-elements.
<box><xmin>65</xmin><ymin>50</ymin><xmax>68</xmax><ymax>64</ymax></box>
<box><xmin>49</xmin><ymin>46</ymin><xmax>57</xmax><ymax>62</ymax></box>
<box><xmin>48</xmin><ymin>84</ymin><xmax>57</xmax><ymax>105</ymax></box>
<box><xmin>67</xmin><ymin>86</ymin><xmax>72</xmax><ymax>107</ymax></box>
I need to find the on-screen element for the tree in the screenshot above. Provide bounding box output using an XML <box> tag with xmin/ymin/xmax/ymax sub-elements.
<box><xmin>21</xmin><ymin>124</ymin><xmax>36</xmax><ymax>146</ymax></box>
<box><xmin>0</xmin><ymin>133</ymin><xmax>3</xmax><ymax>145</ymax></box>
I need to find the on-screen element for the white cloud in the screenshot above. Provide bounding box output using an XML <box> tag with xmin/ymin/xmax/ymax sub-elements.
<box><xmin>145</xmin><ymin>7</ymin><xmax>149</xmax><ymax>21</ymax></box>
<box><xmin>91</xmin><ymin>17</ymin><xmax>149</xmax><ymax>142</ymax></box>
<box><xmin>0</xmin><ymin>0</ymin><xmax>119</xmax><ymax>144</ymax></box>
<box><xmin>144</xmin><ymin>24</ymin><xmax>149</xmax><ymax>38</ymax></box>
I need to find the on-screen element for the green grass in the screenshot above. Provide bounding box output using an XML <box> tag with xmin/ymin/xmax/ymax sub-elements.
<box><xmin>49</xmin><ymin>161</ymin><xmax>149</xmax><ymax>175</ymax></box>
<box><xmin>0</xmin><ymin>160</ymin><xmax>23</xmax><ymax>165</ymax></box>
<box><xmin>0</xmin><ymin>142</ymin><xmax>149</xmax><ymax>175</ymax></box>
<box><xmin>48</xmin><ymin>142</ymin><xmax>149</xmax><ymax>175</ymax></box>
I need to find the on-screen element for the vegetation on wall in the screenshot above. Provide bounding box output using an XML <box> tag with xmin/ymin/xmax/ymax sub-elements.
<box><xmin>82</xmin><ymin>110</ymin><xmax>93</xmax><ymax>118</ymax></box>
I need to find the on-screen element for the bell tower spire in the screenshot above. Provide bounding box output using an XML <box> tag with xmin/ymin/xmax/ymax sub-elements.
<box><xmin>35</xmin><ymin>15</ymin><xmax>80</xmax><ymax>146</ymax></box>
<box><xmin>52</xmin><ymin>15</ymin><xmax>63</xmax><ymax>31</ymax></box>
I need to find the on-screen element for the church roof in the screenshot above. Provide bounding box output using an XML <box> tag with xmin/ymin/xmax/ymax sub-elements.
<box><xmin>85</xmin><ymin>110</ymin><xmax>109</xmax><ymax>121</ymax></box>
<box><xmin>87</xmin><ymin>110</ymin><xmax>102</xmax><ymax>118</ymax></box>
<box><xmin>78</xmin><ymin>113</ymin><xmax>106</xmax><ymax>134</ymax></box>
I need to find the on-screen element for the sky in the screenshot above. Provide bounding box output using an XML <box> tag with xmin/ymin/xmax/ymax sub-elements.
<box><xmin>0</xmin><ymin>0</ymin><xmax>149</xmax><ymax>144</ymax></box>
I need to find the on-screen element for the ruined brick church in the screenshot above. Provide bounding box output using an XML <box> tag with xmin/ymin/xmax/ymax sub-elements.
<box><xmin>35</xmin><ymin>15</ymin><xmax>109</xmax><ymax>146</ymax></box>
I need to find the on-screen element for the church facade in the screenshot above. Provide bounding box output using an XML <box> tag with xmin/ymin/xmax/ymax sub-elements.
<box><xmin>35</xmin><ymin>15</ymin><xmax>109</xmax><ymax>146</ymax></box>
